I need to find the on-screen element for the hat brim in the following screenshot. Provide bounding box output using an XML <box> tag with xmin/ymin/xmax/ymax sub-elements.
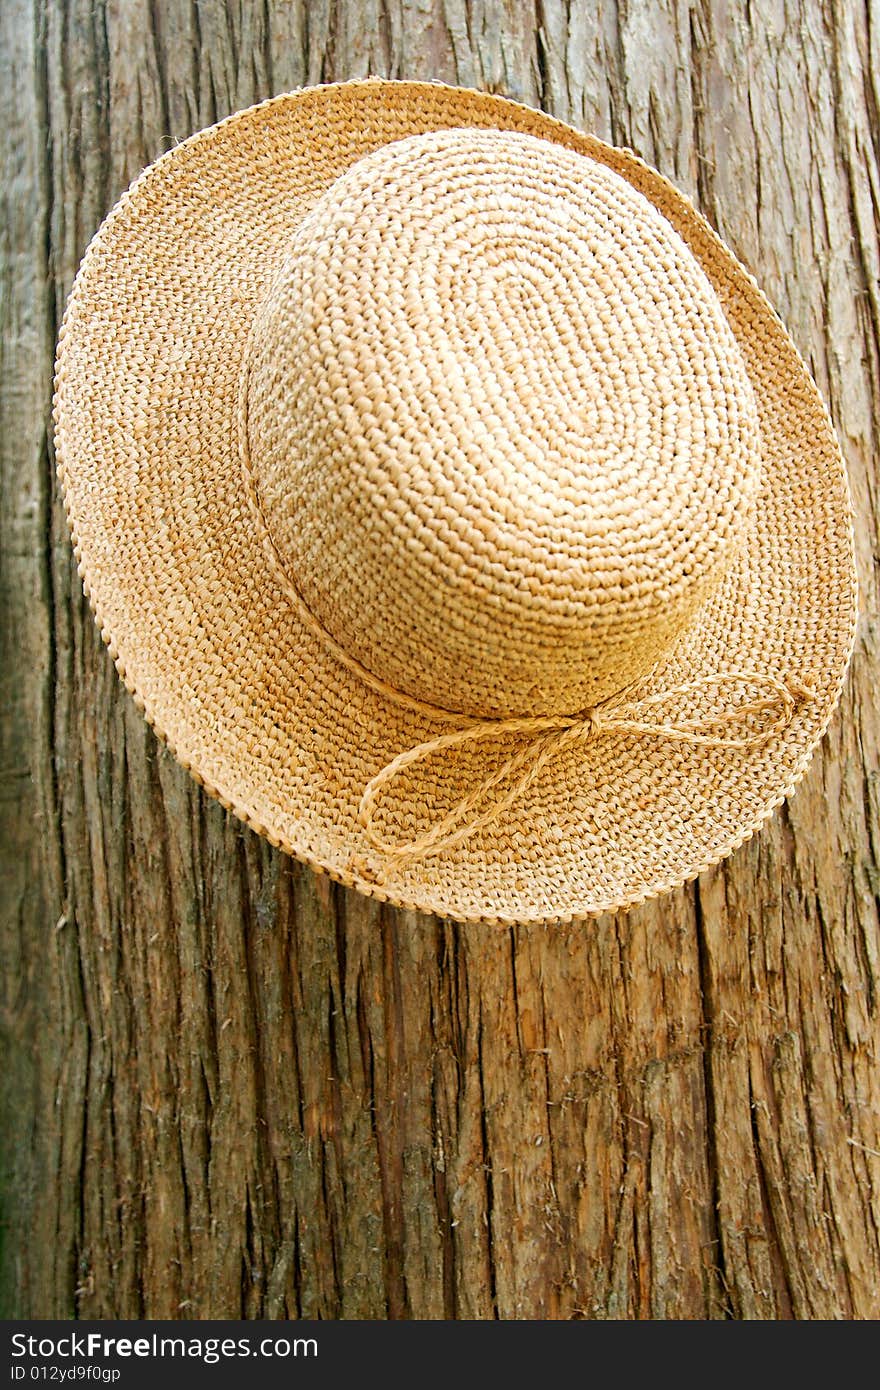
<box><xmin>53</xmin><ymin>80</ymin><xmax>857</xmax><ymax>926</ymax></box>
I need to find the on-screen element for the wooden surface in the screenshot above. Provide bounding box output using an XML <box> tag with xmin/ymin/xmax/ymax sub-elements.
<box><xmin>1</xmin><ymin>0</ymin><xmax>878</xmax><ymax>1319</ymax></box>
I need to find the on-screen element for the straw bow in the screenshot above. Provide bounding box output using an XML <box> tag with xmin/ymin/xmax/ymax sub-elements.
<box><xmin>357</xmin><ymin>672</ymin><xmax>815</xmax><ymax>863</ymax></box>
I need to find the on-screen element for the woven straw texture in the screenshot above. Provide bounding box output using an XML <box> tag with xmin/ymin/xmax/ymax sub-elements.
<box><xmin>53</xmin><ymin>79</ymin><xmax>857</xmax><ymax>926</ymax></box>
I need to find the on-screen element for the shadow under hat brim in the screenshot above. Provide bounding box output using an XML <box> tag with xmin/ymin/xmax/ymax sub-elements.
<box><xmin>53</xmin><ymin>80</ymin><xmax>857</xmax><ymax>926</ymax></box>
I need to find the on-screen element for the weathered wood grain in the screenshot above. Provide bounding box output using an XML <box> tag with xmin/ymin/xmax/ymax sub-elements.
<box><xmin>1</xmin><ymin>0</ymin><xmax>878</xmax><ymax>1319</ymax></box>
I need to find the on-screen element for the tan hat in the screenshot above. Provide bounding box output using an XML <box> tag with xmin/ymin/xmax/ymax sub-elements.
<box><xmin>53</xmin><ymin>79</ymin><xmax>857</xmax><ymax>926</ymax></box>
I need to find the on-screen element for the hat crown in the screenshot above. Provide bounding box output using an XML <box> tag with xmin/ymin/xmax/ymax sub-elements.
<box><xmin>243</xmin><ymin>126</ymin><xmax>761</xmax><ymax>718</ymax></box>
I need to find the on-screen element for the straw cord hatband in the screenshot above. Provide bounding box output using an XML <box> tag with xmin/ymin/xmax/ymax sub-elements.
<box><xmin>238</xmin><ymin>331</ymin><xmax>816</xmax><ymax>865</ymax></box>
<box><xmin>241</xmin><ymin>375</ymin><xmax>817</xmax><ymax>863</ymax></box>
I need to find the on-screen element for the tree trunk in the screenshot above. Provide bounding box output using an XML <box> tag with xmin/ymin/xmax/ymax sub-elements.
<box><xmin>2</xmin><ymin>0</ymin><xmax>878</xmax><ymax>1320</ymax></box>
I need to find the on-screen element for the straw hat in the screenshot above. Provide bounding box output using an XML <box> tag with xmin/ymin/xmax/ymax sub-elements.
<box><xmin>53</xmin><ymin>79</ymin><xmax>857</xmax><ymax>926</ymax></box>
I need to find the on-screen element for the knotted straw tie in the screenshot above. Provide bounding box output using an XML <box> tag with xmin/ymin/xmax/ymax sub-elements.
<box><xmin>356</xmin><ymin>672</ymin><xmax>816</xmax><ymax>863</ymax></box>
<box><xmin>238</xmin><ymin>357</ymin><xmax>815</xmax><ymax>867</ymax></box>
